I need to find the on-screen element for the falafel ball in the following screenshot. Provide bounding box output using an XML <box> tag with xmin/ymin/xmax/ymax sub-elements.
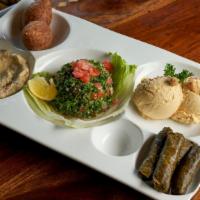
<box><xmin>22</xmin><ymin>21</ymin><xmax>53</xmax><ymax>51</ymax></box>
<box><xmin>24</xmin><ymin>1</ymin><xmax>52</xmax><ymax>25</ymax></box>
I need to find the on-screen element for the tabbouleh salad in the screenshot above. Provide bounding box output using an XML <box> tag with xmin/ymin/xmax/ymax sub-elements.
<box><xmin>52</xmin><ymin>59</ymin><xmax>114</xmax><ymax>118</ymax></box>
<box><xmin>24</xmin><ymin>52</ymin><xmax>136</xmax><ymax>127</ymax></box>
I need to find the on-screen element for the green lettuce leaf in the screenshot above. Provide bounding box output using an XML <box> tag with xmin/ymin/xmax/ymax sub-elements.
<box><xmin>110</xmin><ymin>52</ymin><xmax>137</xmax><ymax>106</ymax></box>
<box><xmin>23</xmin><ymin>53</ymin><xmax>137</xmax><ymax>128</ymax></box>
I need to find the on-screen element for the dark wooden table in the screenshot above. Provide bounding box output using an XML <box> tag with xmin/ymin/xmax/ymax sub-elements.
<box><xmin>0</xmin><ymin>0</ymin><xmax>200</xmax><ymax>199</ymax></box>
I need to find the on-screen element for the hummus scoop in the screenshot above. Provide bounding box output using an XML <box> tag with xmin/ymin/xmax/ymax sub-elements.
<box><xmin>133</xmin><ymin>76</ymin><xmax>183</xmax><ymax>120</ymax></box>
<box><xmin>0</xmin><ymin>39</ymin><xmax>35</xmax><ymax>98</ymax></box>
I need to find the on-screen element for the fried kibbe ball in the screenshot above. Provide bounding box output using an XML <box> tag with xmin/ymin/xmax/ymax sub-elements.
<box><xmin>24</xmin><ymin>1</ymin><xmax>52</xmax><ymax>25</ymax></box>
<box><xmin>22</xmin><ymin>21</ymin><xmax>53</xmax><ymax>51</ymax></box>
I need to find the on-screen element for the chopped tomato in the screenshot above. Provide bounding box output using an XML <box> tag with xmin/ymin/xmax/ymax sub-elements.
<box><xmin>72</xmin><ymin>59</ymin><xmax>91</xmax><ymax>70</ymax></box>
<box><xmin>94</xmin><ymin>82</ymin><xmax>102</xmax><ymax>90</ymax></box>
<box><xmin>72</xmin><ymin>60</ymin><xmax>100</xmax><ymax>83</ymax></box>
<box><xmin>103</xmin><ymin>60</ymin><xmax>113</xmax><ymax>72</ymax></box>
<box><xmin>72</xmin><ymin>69</ymin><xmax>84</xmax><ymax>78</ymax></box>
<box><xmin>89</xmin><ymin>67</ymin><xmax>100</xmax><ymax>77</ymax></box>
<box><xmin>97</xmin><ymin>92</ymin><xmax>104</xmax><ymax>98</ymax></box>
<box><xmin>92</xmin><ymin>92</ymin><xmax>104</xmax><ymax>100</ymax></box>
<box><xmin>81</xmin><ymin>73</ymin><xmax>90</xmax><ymax>83</ymax></box>
<box><xmin>106</xmin><ymin>77</ymin><xmax>113</xmax><ymax>85</ymax></box>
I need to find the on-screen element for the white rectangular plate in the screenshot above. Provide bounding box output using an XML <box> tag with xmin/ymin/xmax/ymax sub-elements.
<box><xmin>0</xmin><ymin>1</ymin><xmax>199</xmax><ymax>200</ymax></box>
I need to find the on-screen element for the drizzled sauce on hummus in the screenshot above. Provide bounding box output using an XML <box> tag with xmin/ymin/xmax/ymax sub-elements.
<box><xmin>0</xmin><ymin>50</ymin><xmax>29</xmax><ymax>98</ymax></box>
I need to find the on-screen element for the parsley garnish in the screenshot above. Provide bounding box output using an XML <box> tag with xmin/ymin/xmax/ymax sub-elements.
<box><xmin>164</xmin><ymin>64</ymin><xmax>176</xmax><ymax>77</ymax></box>
<box><xmin>175</xmin><ymin>70</ymin><xmax>193</xmax><ymax>82</ymax></box>
<box><xmin>164</xmin><ymin>63</ymin><xmax>193</xmax><ymax>82</ymax></box>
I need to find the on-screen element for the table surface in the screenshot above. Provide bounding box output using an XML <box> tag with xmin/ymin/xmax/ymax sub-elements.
<box><xmin>0</xmin><ymin>0</ymin><xmax>200</xmax><ymax>199</ymax></box>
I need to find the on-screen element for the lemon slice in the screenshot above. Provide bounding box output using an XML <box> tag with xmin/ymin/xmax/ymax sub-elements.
<box><xmin>28</xmin><ymin>76</ymin><xmax>57</xmax><ymax>101</ymax></box>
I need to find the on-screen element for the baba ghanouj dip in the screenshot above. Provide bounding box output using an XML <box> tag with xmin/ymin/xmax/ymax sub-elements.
<box><xmin>0</xmin><ymin>50</ymin><xmax>29</xmax><ymax>98</ymax></box>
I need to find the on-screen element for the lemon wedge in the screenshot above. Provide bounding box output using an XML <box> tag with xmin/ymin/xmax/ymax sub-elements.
<box><xmin>28</xmin><ymin>76</ymin><xmax>57</xmax><ymax>101</ymax></box>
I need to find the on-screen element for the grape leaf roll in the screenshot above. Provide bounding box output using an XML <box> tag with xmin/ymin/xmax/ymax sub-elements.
<box><xmin>172</xmin><ymin>145</ymin><xmax>200</xmax><ymax>195</ymax></box>
<box><xmin>152</xmin><ymin>132</ymin><xmax>184</xmax><ymax>193</ymax></box>
<box><xmin>178</xmin><ymin>137</ymin><xmax>193</xmax><ymax>163</ymax></box>
<box><xmin>139</xmin><ymin>127</ymin><xmax>172</xmax><ymax>178</ymax></box>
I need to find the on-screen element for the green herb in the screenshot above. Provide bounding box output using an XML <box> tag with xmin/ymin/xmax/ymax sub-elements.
<box><xmin>175</xmin><ymin>70</ymin><xmax>193</xmax><ymax>82</ymax></box>
<box><xmin>164</xmin><ymin>63</ymin><xmax>193</xmax><ymax>82</ymax></box>
<box><xmin>164</xmin><ymin>64</ymin><xmax>176</xmax><ymax>77</ymax></box>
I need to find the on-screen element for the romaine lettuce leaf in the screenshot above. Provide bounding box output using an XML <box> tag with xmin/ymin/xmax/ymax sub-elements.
<box><xmin>110</xmin><ymin>52</ymin><xmax>137</xmax><ymax>105</ymax></box>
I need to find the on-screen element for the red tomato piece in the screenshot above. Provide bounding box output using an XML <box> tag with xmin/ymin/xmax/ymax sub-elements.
<box><xmin>72</xmin><ymin>59</ymin><xmax>101</xmax><ymax>83</ymax></box>
<box><xmin>97</xmin><ymin>92</ymin><xmax>104</xmax><ymax>98</ymax></box>
<box><xmin>94</xmin><ymin>82</ymin><xmax>102</xmax><ymax>90</ymax></box>
<box><xmin>81</xmin><ymin>73</ymin><xmax>90</xmax><ymax>83</ymax></box>
<box><xmin>106</xmin><ymin>77</ymin><xmax>113</xmax><ymax>85</ymax></box>
<box><xmin>89</xmin><ymin>67</ymin><xmax>100</xmax><ymax>77</ymax></box>
<box><xmin>81</xmin><ymin>62</ymin><xmax>92</xmax><ymax>71</ymax></box>
<box><xmin>92</xmin><ymin>92</ymin><xmax>104</xmax><ymax>100</ymax></box>
<box><xmin>73</xmin><ymin>59</ymin><xmax>90</xmax><ymax>70</ymax></box>
<box><xmin>103</xmin><ymin>60</ymin><xmax>113</xmax><ymax>72</ymax></box>
<box><xmin>72</xmin><ymin>69</ymin><xmax>84</xmax><ymax>78</ymax></box>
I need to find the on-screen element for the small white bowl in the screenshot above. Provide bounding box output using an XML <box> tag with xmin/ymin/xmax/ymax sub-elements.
<box><xmin>91</xmin><ymin>119</ymin><xmax>143</xmax><ymax>156</ymax></box>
